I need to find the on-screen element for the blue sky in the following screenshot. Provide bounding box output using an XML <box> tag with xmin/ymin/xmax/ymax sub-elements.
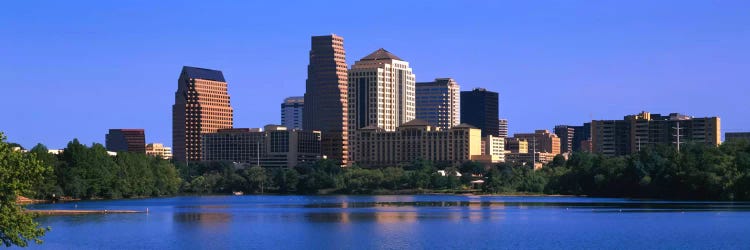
<box><xmin>2</xmin><ymin>0</ymin><xmax>749</xmax><ymax>149</ymax></box>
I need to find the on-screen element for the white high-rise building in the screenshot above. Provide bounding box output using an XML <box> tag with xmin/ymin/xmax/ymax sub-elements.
<box><xmin>348</xmin><ymin>48</ymin><xmax>416</xmax><ymax>132</ymax></box>
<box><xmin>281</xmin><ymin>96</ymin><xmax>304</xmax><ymax>130</ymax></box>
<box><xmin>415</xmin><ymin>78</ymin><xmax>460</xmax><ymax>130</ymax></box>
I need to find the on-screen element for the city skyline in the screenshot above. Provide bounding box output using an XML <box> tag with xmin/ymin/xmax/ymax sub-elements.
<box><xmin>3</xmin><ymin>1</ymin><xmax>749</xmax><ymax>149</ymax></box>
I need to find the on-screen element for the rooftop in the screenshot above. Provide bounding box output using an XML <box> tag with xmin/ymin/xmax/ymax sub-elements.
<box><xmin>182</xmin><ymin>66</ymin><xmax>226</xmax><ymax>82</ymax></box>
<box><xmin>360</xmin><ymin>48</ymin><xmax>403</xmax><ymax>61</ymax></box>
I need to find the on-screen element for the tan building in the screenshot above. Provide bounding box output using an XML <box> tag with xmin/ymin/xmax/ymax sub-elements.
<box><xmin>351</xmin><ymin>120</ymin><xmax>482</xmax><ymax>167</ymax></box>
<box><xmin>513</xmin><ymin>130</ymin><xmax>561</xmax><ymax>155</ymax></box>
<box><xmin>172</xmin><ymin>66</ymin><xmax>234</xmax><ymax>163</ymax></box>
<box><xmin>146</xmin><ymin>143</ymin><xmax>173</xmax><ymax>159</ymax></box>
<box><xmin>478</xmin><ymin>135</ymin><xmax>505</xmax><ymax>163</ymax></box>
<box><xmin>304</xmin><ymin>34</ymin><xmax>349</xmax><ymax>166</ymax></box>
<box><xmin>592</xmin><ymin>111</ymin><xmax>720</xmax><ymax>156</ymax></box>
<box><xmin>505</xmin><ymin>138</ymin><xmax>529</xmax><ymax>154</ymax></box>
<box><xmin>348</xmin><ymin>48</ymin><xmax>416</xmax><ymax>132</ymax></box>
<box><xmin>202</xmin><ymin>125</ymin><xmax>321</xmax><ymax>168</ymax></box>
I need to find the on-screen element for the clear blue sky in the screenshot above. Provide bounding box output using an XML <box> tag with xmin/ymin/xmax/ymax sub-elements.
<box><xmin>2</xmin><ymin>1</ymin><xmax>749</xmax><ymax>149</ymax></box>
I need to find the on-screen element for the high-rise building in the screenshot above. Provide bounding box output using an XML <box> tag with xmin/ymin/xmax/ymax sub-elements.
<box><xmin>591</xmin><ymin>111</ymin><xmax>721</xmax><ymax>156</ymax></box>
<box><xmin>202</xmin><ymin>125</ymin><xmax>321</xmax><ymax>168</ymax></box>
<box><xmin>415</xmin><ymin>78</ymin><xmax>460</xmax><ymax>130</ymax></box>
<box><xmin>498</xmin><ymin>119</ymin><xmax>508</xmax><ymax>138</ymax></box>
<box><xmin>105</xmin><ymin>129</ymin><xmax>146</xmax><ymax>153</ymax></box>
<box><xmin>351</xmin><ymin>120</ymin><xmax>481</xmax><ymax>168</ymax></box>
<box><xmin>513</xmin><ymin>130</ymin><xmax>561</xmax><ymax>155</ymax></box>
<box><xmin>146</xmin><ymin>143</ymin><xmax>173</xmax><ymax>159</ymax></box>
<box><xmin>554</xmin><ymin>125</ymin><xmax>575</xmax><ymax>153</ymax></box>
<box><xmin>348</xmin><ymin>48</ymin><xmax>416</xmax><ymax>132</ymax></box>
<box><xmin>726</xmin><ymin>132</ymin><xmax>750</xmax><ymax>142</ymax></box>
<box><xmin>460</xmin><ymin>88</ymin><xmax>499</xmax><ymax>137</ymax></box>
<box><xmin>303</xmin><ymin>34</ymin><xmax>349</xmax><ymax>165</ymax></box>
<box><xmin>281</xmin><ymin>96</ymin><xmax>304</xmax><ymax>130</ymax></box>
<box><xmin>173</xmin><ymin>66</ymin><xmax>234</xmax><ymax>163</ymax></box>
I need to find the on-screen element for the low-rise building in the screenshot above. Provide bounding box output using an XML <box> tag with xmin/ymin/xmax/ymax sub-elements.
<box><xmin>351</xmin><ymin>120</ymin><xmax>482</xmax><ymax>167</ymax></box>
<box><xmin>202</xmin><ymin>125</ymin><xmax>321</xmax><ymax>168</ymax></box>
<box><xmin>146</xmin><ymin>143</ymin><xmax>173</xmax><ymax>159</ymax></box>
<box><xmin>725</xmin><ymin>132</ymin><xmax>750</xmax><ymax>143</ymax></box>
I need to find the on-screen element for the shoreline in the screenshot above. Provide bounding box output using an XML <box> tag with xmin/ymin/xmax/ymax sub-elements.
<box><xmin>26</xmin><ymin>209</ymin><xmax>144</xmax><ymax>216</ymax></box>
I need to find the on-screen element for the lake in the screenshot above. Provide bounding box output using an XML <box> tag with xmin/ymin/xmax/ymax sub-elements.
<box><xmin>26</xmin><ymin>195</ymin><xmax>750</xmax><ymax>249</ymax></box>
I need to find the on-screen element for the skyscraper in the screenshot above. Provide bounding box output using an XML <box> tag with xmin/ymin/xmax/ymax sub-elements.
<box><xmin>348</xmin><ymin>48</ymin><xmax>416</xmax><ymax>132</ymax></box>
<box><xmin>554</xmin><ymin>125</ymin><xmax>575</xmax><ymax>153</ymax></box>
<box><xmin>105</xmin><ymin>129</ymin><xmax>145</xmax><ymax>153</ymax></box>
<box><xmin>281</xmin><ymin>96</ymin><xmax>304</xmax><ymax>130</ymax></box>
<box><xmin>460</xmin><ymin>88</ymin><xmax>499</xmax><ymax>137</ymax></box>
<box><xmin>303</xmin><ymin>34</ymin><xmax>349</xmax><ymax>165</ymax></box>
<box><xmin>173</xmin><ymin>66</ymin><xmax>234</xmax><ymax>163</ymax></box>
<box><xmin>415</xmin><ymin>78</ymin><xmax>460</xmax><ymax>130</ymax></box>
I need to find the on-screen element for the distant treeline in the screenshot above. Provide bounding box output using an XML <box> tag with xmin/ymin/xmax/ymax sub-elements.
<box><xmin>22</xmin><ymin>138</ymin><xmax>750</xmax><ymax>201</ymax></box>
<box><xmin>28</xmin><ymin>139</ymin><xmax>180</xmax><ymax>200</ymax></box>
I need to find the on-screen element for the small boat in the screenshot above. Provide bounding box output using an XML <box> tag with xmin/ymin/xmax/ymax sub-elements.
<box><xmin>232</xmin><ymin>191</ymin><xmax>244</xmax><ymax>196</ymax></box>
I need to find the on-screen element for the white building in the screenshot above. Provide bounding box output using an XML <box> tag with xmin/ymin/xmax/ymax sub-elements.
<box><xmin>415</xmin><ymin>78</ymin><xmax>460</xmax><ymax>130</ymax></box>
<box><xmin>281</xmin><ymin>96</ymin><xmax>304</xmax><ymax>130</ymax></box>
<box><xmin>146</xmin><ymin>143</ymin><xmax>173</xmax><ymax>159</ymax></box>
<box><xmin>348</xmin><ymin>48</ymin><xmax>416</xmax><ymax>132</ymax></box>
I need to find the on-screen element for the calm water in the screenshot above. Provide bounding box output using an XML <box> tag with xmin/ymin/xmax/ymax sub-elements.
<box><xmin>25</xmin><ymin>195</ymin><xmax>750</xmax><ymax>249</ymax></box>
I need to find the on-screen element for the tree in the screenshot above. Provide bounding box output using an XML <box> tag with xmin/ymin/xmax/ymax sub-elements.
<box><xmin>0</xmin><ymin>132</ymin><xmax>49</xmax><ymax>247</ymax></box>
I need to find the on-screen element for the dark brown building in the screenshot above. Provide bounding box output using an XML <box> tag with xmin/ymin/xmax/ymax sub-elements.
<box><xmin>106</xmin><ymin>129</ymin><xmax>146</xmax><ymax>153</ymax></box>
<box><xmin>173</xmin><ymin>66</ymin><xmax>234</xmax><ymax>163</ymax></box>
<box><xmin>303</xmin><ymin>34</ymin><xmax>349</xmax><ymax>165</ymax></box>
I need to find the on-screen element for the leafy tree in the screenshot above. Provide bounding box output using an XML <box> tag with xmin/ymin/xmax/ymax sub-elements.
<box><xmin>0</xmin><ymin>132</ymin><xmax>49</xmax><ymax>247</ymax></box>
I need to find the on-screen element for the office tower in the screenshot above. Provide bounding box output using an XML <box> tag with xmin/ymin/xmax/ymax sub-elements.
<box><xmin>105</xmin><ymin>129</ymin><xmax>146</xmax><ymax>153</ymax></box>
<box><xmin>348</xmin><ymin>48</ymin><xmax>416</xmax><ymax>131</ymax></box>
<box><xmin>146</xmin><ymin>143</ymin><xmax>173</xmax><ymax>159</ymax></box>
<box><xmin>351</xmin><ymin>120</ymin><xmax>481</xmax><ymax>168</ymax></box>
<box><xmin>725</xmin><ymin>132</ymin><xmax>750</xmax><ymax>142</ymax></box>
<box><xmin>554</xmin><ymin>125</ymin><xmax>575</xmax><ymax>153</ymax></box>
<box><xmin>415</xmin><ymin>78</ymin><xmax>460</xmax><ymax>130</ymax></box>
<box><xmin>572</xmin><ymin>123</ymin><xmax>591</xmax><ymax>152</ymax></box>
<box><xmin>498</xmin><ymin>119</ymin><xmax>508</xmax><ymax>138</ymax></box>
<box><xmin>303</xmin><ymin>34</ymin><xmax>349</xmax><ymax>165</ymax></box>
<box><xmin>173</xmin><ymin>66</ymin><xmax>234</xmax><ymax>163</ymax></box>
<box><xmin>513</xmin><ymin>130</ymin><xmax>561</xmax><ymax>155</ymax></box>
<box><xmin>591</xmin><ymin>111</ymin><xmax>721</xmax><ymax>156</ymax></box>
<box><xmin>281</xmin><ymin>96</ymin><xmax>304</xmax><ymax>130</ymax></box>
<box><xmin>460</xmin><ymin>88</ymin><xmax>499</xmax><ymax>137</ymax></box>
<box><xmin>202</xmin><ymin>125</ymin><xmax>321</xmax><ymax>168</ymax></box>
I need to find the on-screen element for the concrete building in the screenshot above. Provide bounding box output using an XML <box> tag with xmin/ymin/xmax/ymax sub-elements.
<box><xmin>281</xmin><ymin>96</ymin><xmax>304</xmax><ymax>130</ymax></box>
<box><xmin>350</xmin><ymin>120</ymin><xmax>482</xmax><ymax>168</ymax></box>
<box><xmin>505</xmin><ymin>138</ymin><xmax>529</xmax><ymax>154</ymax></box>
<box><xmin>513</xmin><ymin>130</ymin><xmax>561</xmax><ymax>155</ymax></box>
<box><xmin>554</xmin><ymin>125</ymin><xmax>575</xmax><ymax>154</ymax></box>
<box><xmin>202</xmin><ymin>125</ymin><xmax>321</xmax><ymax>168</ymax></box>
<box><xmin>146</xmin><ymin>143</ymin><xmax>173</xmax><ymax>159</ymax></box>
<box><xmin>726</xmin><ymin>132</ymin><xmax>750</xmax><ymax>143</ymax></box>
<box><xmin>415</xmin><ymin>78</ymin><xmax>460</xmax><ymax>130</ymax></box>
<box><xmin>460</xmin><ymin>88</ymin><xmax>499</xmax><ymax>137</ymax></box>
<box><xmin>303</xmin><ymin>34</ymin><xmax>349</xmax><ymax>165</ymax></box>
<box><xmin>173</xmin><ymin>66</ymin><xmax>234</xmax><ymax>163</ymax></box>
<box><xmin>348</xmin><ymin>48</ymin><xmax>416</xmax><ymax>132</ymax></box>
<box><xmin>592</xmin><ymin>111</ymin><xmax>721</xmax><ymax>156</ymax></box>
<box><xmin>478</xmin><ymin>135</ymin><xmax>505</xmax><ymax>163</ymax></box>
<box><xmin>498</xmin><ymin>119</ymin><xmax>508</xmax><ymax>138</ymax></box>
<box><xmin>106</xmin><ymin>129</ymin><xmax>146</xmax><ymax>154</ymax></box>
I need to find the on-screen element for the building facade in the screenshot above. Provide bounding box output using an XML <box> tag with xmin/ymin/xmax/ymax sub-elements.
<box><xmin>554</xmin><ymin>125</ymin><xmax>575</xmax><ymax>154</ymax></box>
<box><xmin>480</xmin><ymin>135</ymin><xmax>505</xmax><ymax>163</ymax></box>
<box><xmin>348</xmin><ymin>48</ymin><xmax>416</xmax><ymax>132</ymax></box>
<box><xmin>498</xmin><ymin>119</ymin><xmax>508</xmax><ymax>138</ymax></box>
<box><xmin>460</xmin><ymin>88</ymin><xmax>499</xmax><ymax>137</ymax></box>
<box><xmin>172</xmin><ymin>66</ymin><xmax>234</xmax><ymax>163</ymax></box>
<box><xmin>351</xmin><ymin>120</ymin><xmax>481</xmax><ymax>168</ymax></box>
<box><xmin>726</xmin><ymin>132</ymin><xmax>750</xmax><ymax>142</ymax></box>
<box><xmin>592</xmin><ymin>111</ymin><xmax>721</xmax><ymax>156</ymax></box>
<box><xmin>202</xmin><ymin>125</ymin><xmax>321</xmax><ymax>168</ymax></box>
<box><xmin>146</xmin><ymin>143</ymin><xmax>173</xmax><ymax>159</ymax></box>
<box><xmin>513</xmin><ymin>130</ymin><xmax>561</xmax><ymax>155</ymax></box>
<box><xmin>505</xmin><ymin>138</ymin><xmax>529</xmax><ymax>154</ymax></box>
<box><xmin>281</xmin><ymin>96</ymin><xmax>304</xmax><ymax>130</ymax></box>
<box><xmin>105</xmin><ymin>129</ymin><xmax>146</xmax><ymax>153</ymax></box>
<box><xmin>303</xmin><ymin>34</ymin><xmax>349</xmax><ymax>165</ymax></box>
<box><xmin>415</xmin><ymin>78</ymin><xmax>460</xmax><ymax>130</ymax></box>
